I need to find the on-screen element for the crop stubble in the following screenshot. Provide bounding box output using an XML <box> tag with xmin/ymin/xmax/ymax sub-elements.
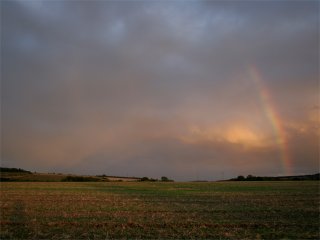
<box><xmin>0</xmin><ymin>181</ymin><xmax>319</xmax><ymax>239</ymax></box>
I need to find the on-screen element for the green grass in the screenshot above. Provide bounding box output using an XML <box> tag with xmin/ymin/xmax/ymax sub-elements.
<box><xmin>1</xmin><ymin>181</ymin><xmax>319</xmax><ymax>239</ymax></box>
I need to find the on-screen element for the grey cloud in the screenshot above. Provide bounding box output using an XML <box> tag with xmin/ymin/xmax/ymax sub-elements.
<box><xmin>1</xmin><ymin>0</ymin><xmax>318</xmax><ymax>180</ymax></box>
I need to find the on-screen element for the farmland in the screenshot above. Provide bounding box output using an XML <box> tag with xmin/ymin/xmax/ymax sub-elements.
<box><xmin>0</xmin><ymin>181</ymin><xmax>319</xmax><ymax>239</ymax></box>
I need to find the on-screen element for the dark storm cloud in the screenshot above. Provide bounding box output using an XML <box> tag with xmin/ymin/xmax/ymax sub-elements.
<box><xmin>1</xmin><ymin>0</ymin><xmax>318</xmax><ymax>180</ymax></box>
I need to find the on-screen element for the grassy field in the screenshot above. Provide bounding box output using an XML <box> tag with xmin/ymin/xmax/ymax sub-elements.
<box><xmin>0</xmin><ymin>181</ymin><xmax>319</xmax><ymax>239</ymax></box>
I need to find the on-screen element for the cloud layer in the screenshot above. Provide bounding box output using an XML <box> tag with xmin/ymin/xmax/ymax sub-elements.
<box><xmin>1</xmin><ymin>1</ymin><xmax>319</xmax><ymax>180</ymax></box>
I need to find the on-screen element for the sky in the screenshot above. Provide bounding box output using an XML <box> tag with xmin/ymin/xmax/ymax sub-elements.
<box><xmin>1</xmin><ymin>0</ymin><xmax>319</xmax><ymax>181</ymax></box>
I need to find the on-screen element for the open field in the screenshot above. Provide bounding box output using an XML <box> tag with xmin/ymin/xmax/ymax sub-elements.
<box><xmin>0</xmin><ymin>181</ymin><xmax>319</xmax><ymax>239</ymax></box>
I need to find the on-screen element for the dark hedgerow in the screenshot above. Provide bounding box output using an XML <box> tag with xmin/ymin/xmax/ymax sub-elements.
<box><xmin>0</xmin><ymin>167</ymin><xmax>32</xmax><ymax>174</ymax></box>
<box><xmin>61</xmin><ymin>176</ymin><xmax>100</xmax><ymax>182</ymax></box>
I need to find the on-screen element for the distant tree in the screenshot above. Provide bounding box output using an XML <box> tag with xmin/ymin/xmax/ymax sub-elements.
<box><xmin>161</xmin><ymin>176</ymin><xmax>169</xmax><ymax>182</ymax></box>
<box><xmin>237</xmin><ymin>175</ymin><xmax>245</xmax><ymax>181</ymax></box>
<box><xmin>246</xmin><ymin>175</ymin><xmax>255</xmax><ymax>181</ymax></box>
<box><xmin>312</xmin><ymin>173</ymin><xmax>320</xmax><ymax>180</ymax></box>
<box><xmin>161</xmin><ymin>176</ymin><xmax>174</xmax><ymax>182</ymax></box>
<box><xmin>140</xmin><ymin>177</ymin><xmax>149</xmax><ymax>181</ymax></box>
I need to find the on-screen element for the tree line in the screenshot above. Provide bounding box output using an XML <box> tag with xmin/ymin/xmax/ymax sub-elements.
<box><xmin>231</xmin><ymin>173</ymin><xmax>320</xmax><ymax>181</ymax></box>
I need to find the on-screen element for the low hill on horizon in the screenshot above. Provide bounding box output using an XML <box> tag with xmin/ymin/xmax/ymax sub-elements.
<box><xmin>0</xmin><ymin>167</ymin><xmax>140</xmax><ymax>182</ymax></box>
<box><xmin>1</xmin><ymin>167</ymin><xmax>318</xmax><ymax>182</ymax></box>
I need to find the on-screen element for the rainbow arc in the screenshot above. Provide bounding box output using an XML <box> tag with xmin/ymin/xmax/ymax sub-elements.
<box><xmin>249</xmin><ymin>65</ymin><xmax>292</xmax><ymax>176</ymax></box>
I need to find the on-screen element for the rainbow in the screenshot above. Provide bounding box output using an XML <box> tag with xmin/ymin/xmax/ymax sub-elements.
<box><xmin>248</xmin><ymin>65</ymin><xmax>292</xmax><ymax>176</ymax></box>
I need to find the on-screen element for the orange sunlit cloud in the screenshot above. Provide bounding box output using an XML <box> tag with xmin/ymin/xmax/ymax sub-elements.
<box><xmin>179</xmin><ymin>123</ymin><xmax>274</xmax><ymax>150</ymax></box>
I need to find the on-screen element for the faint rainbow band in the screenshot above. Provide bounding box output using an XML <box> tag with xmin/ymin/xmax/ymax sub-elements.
<box><xmin>249</xmin><ymin>65</ymin><xmax>292</xmax><ymax>176</ymax></box>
